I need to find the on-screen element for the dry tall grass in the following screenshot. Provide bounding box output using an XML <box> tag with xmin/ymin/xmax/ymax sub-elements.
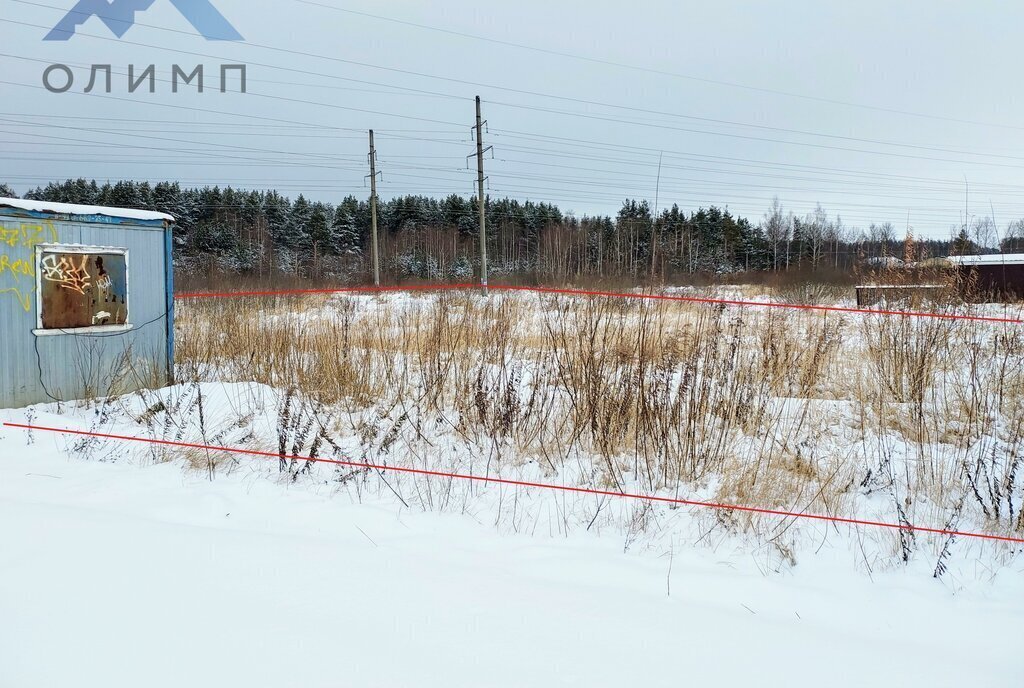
<box><xmin>171</xmin><ymin>287</ymin><xmax>1024</xmax><ymax>567</ymax></box>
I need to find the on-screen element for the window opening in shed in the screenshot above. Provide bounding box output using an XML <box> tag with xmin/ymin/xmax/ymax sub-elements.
<box><xmin>36</xmin><ymin>246</ymin><xmax>129</xmax><ymax>332</ymax></box>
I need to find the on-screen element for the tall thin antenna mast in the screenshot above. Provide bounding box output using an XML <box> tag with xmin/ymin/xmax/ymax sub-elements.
<box><xmin>650</xmin><ymin>151</ymin><xmax>663</xmax><ymax>280</ymax></box>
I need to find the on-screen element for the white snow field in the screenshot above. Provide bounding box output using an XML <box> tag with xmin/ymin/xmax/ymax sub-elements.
<box><xmin>1</xmin><ymin>397</ymin><xmax>1022</xmax><ymax>688</ymax></box>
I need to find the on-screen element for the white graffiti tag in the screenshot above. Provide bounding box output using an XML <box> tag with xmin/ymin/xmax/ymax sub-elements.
<box><xmin>40</xmin><ymin>254</ymin><xmax>92</xmax><ymax>295</ymax></box>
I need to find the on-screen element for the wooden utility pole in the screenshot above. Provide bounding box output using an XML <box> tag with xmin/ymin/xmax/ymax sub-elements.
<box><xmin>473</xmin><ymin>96</ymin><xmax>492</xmax><ymax>295</ymax></box>
<box><xmin>368</xmin><ymin>129</ymin><xmax>381</xmax><ymax>286</ymax></box>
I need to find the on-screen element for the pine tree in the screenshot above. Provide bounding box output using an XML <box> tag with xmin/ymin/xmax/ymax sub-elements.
<box><xmin>331</xmin><ymin>199</ymin><xmax>362</xmax><ymax>256</ymax></box>
<box><xmin>790</xmin><ymin>217</ymin><xmax>807</xmax><ymax>269</ymax></box>
<box><xmin>282</xmin><ymin>194</ymin><xmax>312</xmax><ymax>251</ymax></box>
<box><xmin>240</xmin><ymin>190</ymin><xmax>264</xmax><ymax>226</ymax></box>
<box><xmin>62</xmin><ymin>178</ymin><xmax>99</xmax><ymax>204</ymax></box>
<box><xmin>951</xmin><ymin>228</ymin><xmax>977</xmax><ymax>256</ymax></box>
<box><xmin>11</xmin><ymin>174</ymin><xmax>927</xmax><ymax>281</ymax></box>
<box><xmin>152</xmin><ymin>182</ymin><xmax>186</xmax><ymax>222</ymax></box>
<box><xmin>106</xmin><ymin>180</ymin><xmax>147</xmax><ymax>208</ymax></box>
<box><xmin>0</xmin><ymin>182</ymin><xmax>16</xmax><ymax>198</ymax></box>
<box><xmin>264</xmin><ymin>191</ymin><xmax>292</xmax><ymax>250</ymax></box>
<box><xmin>307</xmin><ymin>202</ymin><xmax>331</xmax><ymax>255</ymax></box>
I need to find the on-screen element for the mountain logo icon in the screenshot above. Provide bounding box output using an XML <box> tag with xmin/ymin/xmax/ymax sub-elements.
<box><xmin>45</xmin><ymin>0</ymin><xmax>243</xmax><ymax>41</ymax></box>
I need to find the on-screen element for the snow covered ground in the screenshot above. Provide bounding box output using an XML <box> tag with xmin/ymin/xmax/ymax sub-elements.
<box><xmin>2</xmin><ymin>399</ymin><xmax>1023</xmax><ymax>688</ymax></box>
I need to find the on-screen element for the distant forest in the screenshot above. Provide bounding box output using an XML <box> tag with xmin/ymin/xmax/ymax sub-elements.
<box><xmin>5</xmin><ymin>178</ymin><xmax>1023</xmax><ymax>284</ymax></box>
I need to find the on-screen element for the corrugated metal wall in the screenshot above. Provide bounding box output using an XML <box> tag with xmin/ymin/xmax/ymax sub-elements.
<box><xmin>0</xmin><ymin>210</ymin><xmax>172</xmax><ymax>408</ymax></box>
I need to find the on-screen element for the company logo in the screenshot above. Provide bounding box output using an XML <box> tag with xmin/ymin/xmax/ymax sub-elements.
<box><xmin>45</xmin><ymin>0</ymin><xmax>243</xmax><ymax>41</ymax></box>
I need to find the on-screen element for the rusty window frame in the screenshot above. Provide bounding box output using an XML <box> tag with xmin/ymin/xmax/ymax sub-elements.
<box><xmin>33</xmin><ymin>244</ymin><xmax>133</xmax><ymax>336</ymax></box>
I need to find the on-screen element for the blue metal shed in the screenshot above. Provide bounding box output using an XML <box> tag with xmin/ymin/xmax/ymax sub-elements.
<box><xmin>0</xmin><ymin>198</ymin><xmax>175</xmax><ymax>408</ymax></box>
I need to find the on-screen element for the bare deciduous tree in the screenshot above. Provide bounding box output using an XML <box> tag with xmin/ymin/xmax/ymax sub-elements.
<box><xmin>761</xmin><ymin>196</ymin><xmax>790</xmax><ymax>271</ymax></box>
<box><xmin>971</xmin><ymin>216</ymin><xmax>998</xmax><ymax>251</ymax></box>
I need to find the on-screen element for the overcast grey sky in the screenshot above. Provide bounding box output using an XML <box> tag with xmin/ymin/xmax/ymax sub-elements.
<box><xmin>3</xmin><ymin>0</ymin><xmax>1024</xmax><ymax>238</ymax></box>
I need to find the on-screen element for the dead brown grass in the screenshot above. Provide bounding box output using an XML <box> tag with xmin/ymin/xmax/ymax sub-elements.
<box><xmin>172</xmin><ymin>287</ymin><xmax>1024</xmax><ymax>554</ymax></box>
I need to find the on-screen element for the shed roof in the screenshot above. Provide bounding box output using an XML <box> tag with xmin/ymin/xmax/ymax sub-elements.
<box><xmin>948</xmin><ymin>253</ymin><xmax>1024</xmax><ymax>266</ymax></box>
<box><xmin>0</xmin><ymin>197</ymin><xmax>174</xmax><ymax>223</ymax></box>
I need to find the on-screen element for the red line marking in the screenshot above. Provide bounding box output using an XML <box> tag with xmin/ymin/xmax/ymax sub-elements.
<box><xmin>174</xmin><ymin>283</ymin><xmax>477</xmax><ymax>300</ymax></box>
<box><xmin>6</xmin><ymin>422</ymin><xmax>1023</xmax><ymax>545</ymax></box>
<box><xmin>173</xmin><ymin>283</ymin><xmax>1024</xmax><ymax>325</ymax></box>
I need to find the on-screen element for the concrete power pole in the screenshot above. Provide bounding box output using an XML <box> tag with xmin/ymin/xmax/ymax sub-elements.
<box><xmin>473</xmin><ymin>96</ymin><xmax>492</xmax><ymax>295</ymax></box>
<box><xmin>368</xmin><ymin>129</ymin><xmax>381</xmax><ymax>287</ymax></box>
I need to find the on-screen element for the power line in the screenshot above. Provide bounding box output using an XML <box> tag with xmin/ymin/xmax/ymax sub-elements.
<box><xmin>485</xmin><ymin>101</ymin><xmax>1024</xmax><ymax>168</ymax></box>
<box><xmin>1</xmin><ymin>15</ymin><xmax>1017</xmax><ymax>229</ymax></box>
<box><xmin>0</xmin><ymin>55</ymin><xmax>468</xmax><ymax>128</ymax></box>
<box><xmin>3</xmin><ymin>8</ymin><xmax>1021</xmax><ymax>162</ymax></box>
<box><xmin>382</xmin><ymin>129</ymin><xmax>1024</xmax><ymax>191</ymax></box>
<box><xmin>0</xmin><ymin>110</ymin><xmax>465</xmax><ymax>134</ymax></box>
<box><xmin>290</xmin><ymin>0</ymin><xmax>1024</xmax><ymax>133</ymax></box>
<box><xmin>0</xmin><ymin>126</ymin><xmax>366</xmax><ymax>174</ymax></box>
<box><xmin>0</xmin><ymin>119</ymin><xmax>350</xmax><ymax>165</ymax></box>
<box><xmin>4</xmin><ymin>128</ymin><xmax>1012</xmax><ymax>227</ymax></box>
<box><xmin>1</xmin><ymin>142</ymin><xmax>1003</xmax><ymax>222</ymax></box>
<box><xmin>6</xmin><ymin>107</ymin><xmax>1015</xmax><ymax>198</ymax></box>
<box><xmin>2</xmin><ymin>32</ymin><xmax>1020</xmax><ymax>182</ymax></box>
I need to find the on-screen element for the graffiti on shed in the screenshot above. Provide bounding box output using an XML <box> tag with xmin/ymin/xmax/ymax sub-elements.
<box><xmin>0</xmin><ymin>220</ymin><xmax>58</xmax><ymax>312</ymax></box>
<box><xmin>38</xmin><ymin>248</ymin><xmax>129</xmax><ymax>330</ymax></box>
<box><xmin>0</xmin><ymin>197</ymin><xmax>174</xmax><ymax>408</ymax></box>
